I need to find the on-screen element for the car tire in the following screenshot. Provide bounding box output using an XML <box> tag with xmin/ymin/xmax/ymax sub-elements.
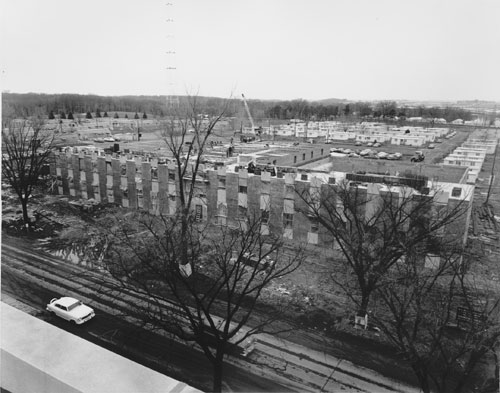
<box><xmin>70</xmin><ymin>320</ymin><xmax>76</xmax><ymax>325</ymax></box>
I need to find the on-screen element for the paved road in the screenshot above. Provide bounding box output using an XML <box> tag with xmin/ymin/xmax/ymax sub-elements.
<box><xmin>2</xmin><ymin>235</ymin><xmax>419</xmax><ymax>392</ymax></box>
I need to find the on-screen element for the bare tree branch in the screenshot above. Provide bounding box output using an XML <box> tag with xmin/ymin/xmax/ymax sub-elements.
<box><xmin>2</xmin><ymin>119</ymin><xmax>55</xmax><ymax>228</ymax></box>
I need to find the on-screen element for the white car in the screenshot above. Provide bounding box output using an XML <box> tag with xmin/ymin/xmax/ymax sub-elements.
<box><xmin>47</xmin><ymin>297</ymin><xmax>95</xmax><ymax>324</ymax></box>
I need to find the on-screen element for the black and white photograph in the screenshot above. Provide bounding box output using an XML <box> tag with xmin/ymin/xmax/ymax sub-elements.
<box><xmin>1</xmin><ymin>1</ymin><xmax>500</xmax><ymax>392</ymax></box>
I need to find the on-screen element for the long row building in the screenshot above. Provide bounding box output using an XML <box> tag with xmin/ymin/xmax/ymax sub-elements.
<box><xmin>49</xmin><ymin>144</ymin><xmax>474</xmax><ymax>254</ymax></box>
<box><xmin>442</xmin><ymin>131</ymin><xmax>498</xmax><ymax>183</ymax></box>
<box><xmin>266</xmin><ymin>121</ymin><xmax>451</xmax><ymax>147</ymax></box>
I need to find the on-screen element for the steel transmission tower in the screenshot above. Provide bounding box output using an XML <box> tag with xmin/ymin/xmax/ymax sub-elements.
<box><xmin>165</xmin><ymin>2</ymin><xmax>179</xmax><ymax>109</ymax></box>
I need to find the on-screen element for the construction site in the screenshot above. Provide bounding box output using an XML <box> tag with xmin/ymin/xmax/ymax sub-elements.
<box><xmin>3</xmin><ymin>99</ymin><xmax>500</xmax><ymax>392</ymax></box>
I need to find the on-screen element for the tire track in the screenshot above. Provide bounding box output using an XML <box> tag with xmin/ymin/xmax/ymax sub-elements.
<box><xmin>2</xmin><ymin>239</ymin><xmax>418</xmax><ymax>393</ymax></box>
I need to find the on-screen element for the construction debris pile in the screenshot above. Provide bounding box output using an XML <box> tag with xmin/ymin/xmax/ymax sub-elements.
<box><xmin>471</xmin><ymin>204</ymin><xmax>499</xmax><ymax>241</ymax></box>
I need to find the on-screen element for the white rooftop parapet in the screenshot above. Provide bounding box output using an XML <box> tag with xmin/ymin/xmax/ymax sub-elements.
<box><xmin>1</xmin><ymin>303</ymin><xmax>202</xmax><ymax>393</ymax></box>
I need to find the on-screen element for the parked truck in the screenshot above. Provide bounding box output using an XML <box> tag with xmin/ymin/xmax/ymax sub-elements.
<box><xmin>411</xmin><ymin>151</ymin><xmax>425</xmax><ymax>162</ymax></box>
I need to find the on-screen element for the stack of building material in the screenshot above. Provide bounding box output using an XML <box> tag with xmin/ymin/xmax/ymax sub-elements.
<box><xmin>472</xmin><ymin>204</ymin><xmax>499</xmax><ymax>239</ymax></box>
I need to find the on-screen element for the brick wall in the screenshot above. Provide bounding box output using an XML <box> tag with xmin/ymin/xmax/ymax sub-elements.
<box><xmin>226</xmin><ymin>172</ymin><xmax>239</xmax><ymax>224</ymax></box>
<box><xmin>206</xmin><ymin>170</ymin><xmax>218</xmax><ymax>221</ymax></box>
<box><xmin>158</xmin><ymin>164</ymin><xmax>169</xmax><ymax>215</ymax></box>
<box><xmin>269</xmin><ymin>177</ymin><xmax>285</xmax><ymax>235</ymax></box>
<box><xmin>126</xmin><ymin>160</ymin><xmax>137</xmax><ymax>209</ymax></box>
<box><xmin>50</xmin><ymin>152</ymin><xmax>472</xmax><ymax>251</ymax></box>
<box><xmin>247</xmin><ymin>173</ymin><xmax>262</xmax><ymax>221</ymax></box>
<box><xmin>97</xmin><ymin>157</ymin><xmax>107</xmax><ymax>202</ymax></box>
<box><xmin>71</xmin><ymin>155</ymin><xmax>80</xmax><ymax>197</ymax></box>
<box><xmin>84</xmin><ymin>156</ymin><xmax>94</xmax><ymax>199</ymax></box>
<box><xmin>142</xmin><ymin>161</ymin><xmax>152</xmax><ymax>212</ymax></box>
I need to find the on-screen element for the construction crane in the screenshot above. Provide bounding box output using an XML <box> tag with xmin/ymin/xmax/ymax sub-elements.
<box><xmin>241</xmin><ymin>94</ymin><xmax>256</xmax><ymax>132</ymax></box>
<box><xmin>241</xmin><ymin>94</ymin><xmax>262</xmax><ymax>142</ymax></box>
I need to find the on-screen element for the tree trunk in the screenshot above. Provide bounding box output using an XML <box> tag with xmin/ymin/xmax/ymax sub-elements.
<box><xmin>358</xmin><ymin>291</ymin><xmax>370</xmax><ymax>317</ymax></box>
<box><xmin>21</xmin><ymin>197</ymin><xmax>31</xmax><ymax>230</ymax></box>
<box><xmin>180</xmin><ymin>210</ymin><xmax>189</xmax><ymax>266</ymax></box>
<box><xmin>412</xmin><ymin>364</ymin><xmax>431</xmax><ymax>393</ymax></box>
<box><xmin>212</xmin><ymin>351</ymin><xmax>224</xmax><ymax>393</ymax></box>
<box><xmin>453</xmin><ymin>350</ymin><xmax>482</xmax><ymax>393</ymax></box>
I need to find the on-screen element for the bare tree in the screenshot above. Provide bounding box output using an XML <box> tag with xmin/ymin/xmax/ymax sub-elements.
<box><xmin>2</xmin><ymin>119</ymin><xmax>55</xmax><ymax>228</ymax></box>
<box><xmin>299</xmin><ymin>178</ymin><xmax>470</xmax><ymax>317</ymax></box>
<box><xmin>95</xmin><ymin>210</ymin><xmax>303</xmax><ymax>392</ymax></box>
<box><xmin>76</xmin><ymin>96</ymin><xmax>304</xmax><ymax>392</ymax></box>
<box><xmin>160</xmin><ymin>95</ymin><xmax>227</xmax><ymax>267</ymax></box>
<box><xmin>298</xmin><ymin>176</ymin><xmax>498</xmax><ymax>391</ymax></box>
<box><xmin>371</xmin><ymin>244</ymin><xmax>500</xmax><ymax>393</ymax></box>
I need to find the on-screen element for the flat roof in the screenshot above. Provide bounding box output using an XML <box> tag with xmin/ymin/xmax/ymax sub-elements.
<box><xmin>301</xmin><ymin>157</ymin><xmax>469</xmax><ymax>184</ymax></box>
<box><xmin>325</xmin><ymin>173</ymin><xmax>474</xmax><ymax>201</ymax></box>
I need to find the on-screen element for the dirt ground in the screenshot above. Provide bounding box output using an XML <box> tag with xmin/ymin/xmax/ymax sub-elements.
<box><xmin>3</xmin><ymin>126</ymin><xmax>500</xmax><ymax>391</ymax></box>
<box><xmin>3</xmin><ymin>182</ymin><xmax>499</xmax><ymax>391</ymax></box>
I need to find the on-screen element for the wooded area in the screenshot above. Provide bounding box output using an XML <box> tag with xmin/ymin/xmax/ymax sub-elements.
<box><xmin>2</xmin><ymin>92</ymin><xmax>475</xmax><ymax>124</ymax></box>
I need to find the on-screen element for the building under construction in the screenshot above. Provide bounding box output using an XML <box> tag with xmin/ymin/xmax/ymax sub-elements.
<box><xmin>49</xmin><ymin>143</ymin><xmax>474</xmax><ymax>248</ymax></box>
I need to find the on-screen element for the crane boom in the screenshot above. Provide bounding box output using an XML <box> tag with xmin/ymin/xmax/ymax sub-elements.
<box><xmin>241</xmin><ymin>94</ymin><xmax>256</xmax><ymax>134</ymax></box>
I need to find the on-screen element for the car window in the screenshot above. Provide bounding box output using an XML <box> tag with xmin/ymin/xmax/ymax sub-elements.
<box><xmin>56</xmin><ymin>304</ymin><xmax>67</xmax><ymax>311</ymax></box>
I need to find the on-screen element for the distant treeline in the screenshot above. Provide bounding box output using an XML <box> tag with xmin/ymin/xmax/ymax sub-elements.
<box><xmin>1</xmin><ymin>93</ymin><xmax>237</xmax><ymax>120</ymax></box>
<box><xmin>2</xmin><ymin>93</ymin><xmax>474</xmax><ymax>124</ymax></box>
<box><xmin>264</xmin><ymin>100</ymin><xmax>474</xmax><ymax>122</ymax></box>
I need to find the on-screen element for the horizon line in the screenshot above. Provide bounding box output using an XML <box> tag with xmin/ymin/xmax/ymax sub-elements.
<box><xmin>2</xmin><ymin>91</ymin><xmax>500</xmax><ymax>104</ymax></box>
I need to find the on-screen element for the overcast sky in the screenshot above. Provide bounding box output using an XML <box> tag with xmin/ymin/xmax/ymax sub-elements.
<box><xmin>1</xmin><ymin>0</ymin><xmax>499</xmax><ymax>102</ymax></box>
